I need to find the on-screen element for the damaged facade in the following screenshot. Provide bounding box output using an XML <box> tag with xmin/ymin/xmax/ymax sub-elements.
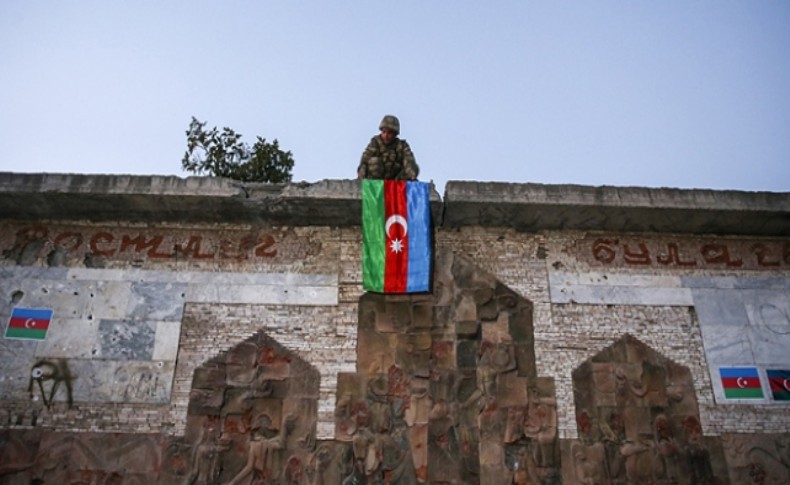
<box><xmin>0</xmin><ymin>172</ymin><xmax>789</xmax><ymax>483</ymax></box>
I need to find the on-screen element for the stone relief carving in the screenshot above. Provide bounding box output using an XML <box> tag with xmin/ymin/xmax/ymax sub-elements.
<box><xmin>721</xmin><ymin>433</ymin><xmax>790</xmax><ymax>484</ymax></box>
<box><xmin>567</xmin><ymin>334</ymin><xmax>728</xmax><ymax>484</ymax></box>
<box><xmin>8</xmin><ymin>249</ymin><xmax>790</xmax><ymax>482</ymax></box>
<box><xmin>0</xmin><ymin>251</ymin><xmax>553</xmax><ymax>483</ymax></box>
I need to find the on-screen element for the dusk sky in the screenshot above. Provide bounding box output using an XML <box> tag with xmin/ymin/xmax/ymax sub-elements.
<box><xmin>1</xmin><ymin>1</ymin><xmax>788</xmax><ymax>194</ymax></box>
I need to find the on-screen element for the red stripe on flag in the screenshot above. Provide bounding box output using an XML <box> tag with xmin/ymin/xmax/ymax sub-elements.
<box><xmin>384</xmin><ymin>180</ymin><xmax>408</xmax><ymax>293</ymax></box>
<box><xmin>8</xmin><ymin>316</ymin><xmax>51</xmax><ymax>331</ymax></box>
<box><xmin>722</xmin><ymin>377</ymin><xmax>761</xmax><ymax>389</ymax></box>
<box><xmin>769</xmin><ymin>377</ymin><xmax>790</xmax><ymax>392</ymax></box>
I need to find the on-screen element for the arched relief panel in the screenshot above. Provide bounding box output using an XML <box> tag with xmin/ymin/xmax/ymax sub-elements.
<box><xmin>178</xmin><ymin>330</ymin><xmax>324</xmax><ymax>484</ymax></box>
<box><xmin>339</xmin><ymin>249</ymin><xmax>560</xmax><ymax>484</ymax></box>
<box><xmin>564</xmin><ymin>334</ymin><xmax>729</xmax><ymax>484</ymax></box>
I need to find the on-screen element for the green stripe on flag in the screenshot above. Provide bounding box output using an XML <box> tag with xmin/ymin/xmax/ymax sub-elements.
<box><xmin>773</xmin><ymin>390</ymin><xmax>790</xmax><ymax>401</ymax></box>
<box><xmin>5</xmin><ymin>327</ymin><xmax>48</xmax><ymax>340</ymax></box>
<box><xmin>723</xmin><ymin>387</ymin><xmax>764</xmax><ymax>399</ymax></box>
<box><xmin>362</xmin><ymin>180</ymin><xmax>385</xmax><ymax>292</ymax></box>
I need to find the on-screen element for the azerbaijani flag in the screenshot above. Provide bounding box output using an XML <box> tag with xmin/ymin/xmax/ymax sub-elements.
<box><xmin>719</xmin><ymin>367</ymin><xmax>764</xmax><ymax>399</ymax></box>
<box><xmin>766</xmin><ymin>369</ymin><xmax>790</xmax><ymax>401</ymax></box>
<box><xmin>5</xmin><ymin>307</ymin><xmax>53</xmax><ymax>340</ymax></box>
<box><xmin>362</xmin><ymin>179</ymin><xmax>431</xmax><ymax>293</ymax></box>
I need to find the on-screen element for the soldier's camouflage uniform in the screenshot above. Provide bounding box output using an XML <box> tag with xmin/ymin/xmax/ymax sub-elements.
<box><xmin>357</xmin><ymin>136</ymin><xmax>419</xmax><ymax>180</ymax></box>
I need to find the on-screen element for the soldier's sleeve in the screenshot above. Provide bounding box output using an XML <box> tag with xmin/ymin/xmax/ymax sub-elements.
<box><xmin>400</xmin><ymin>140</ymin><xmax>419</xmax><ymax>180</ymax></box>
<box><xmin>357</xmin><ymin>137</ymin><xmax>377</xmax><ymax>178</ymax></box>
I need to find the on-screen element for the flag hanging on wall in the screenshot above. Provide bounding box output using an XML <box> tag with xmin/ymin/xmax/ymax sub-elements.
<box><xmin>5</xmin><ymin>307</ymin><xmax>53</xmax><ymax>340</ymax></box>
<box><xmin>766</xmin><ymin>369</ymin><xmax>790</xmax><ymax>401</ymax></box>
<box><xmin>719</xmin><ymin>367</ymin><xmax>764</xmax><ymax>399</ymax></box>
<box><xmin>362</xmin><ymin>179</ymin><xmax>431</xmax><ymax>293</ymax></box>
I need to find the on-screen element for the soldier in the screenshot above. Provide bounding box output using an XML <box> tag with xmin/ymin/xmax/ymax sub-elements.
<box><xmin>357</xmin><ymin>115</ymin><xmax>419</xmax><ymax>180</ymax></box>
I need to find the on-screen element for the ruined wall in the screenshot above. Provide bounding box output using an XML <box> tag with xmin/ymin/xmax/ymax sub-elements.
<box><xmin>438</xmin><ymin>228</ymin><xmax>790</xmax><ymax>437</ymax></box>
<box><xmin>0</xmin><ymin>220</ymin><xmax>357</xmax><ymax>440</ymax></box>
<box><xmin>1</xmin><ymin>175</ymin><xmax>790</xmax><ymax>483</ymax></box>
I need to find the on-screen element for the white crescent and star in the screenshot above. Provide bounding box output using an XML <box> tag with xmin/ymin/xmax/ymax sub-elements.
<box><xmin>385</xmin><ymin>215</ymin><xmax>408</xmax><ymax>238</ymax></box>
<box><xmin>24</xmin><ymin>318</ymin><xmax>36</xmax><ymax>329</ymax></box>
<box><xmin>783</xmin><ymin>378</ymin><xmax>790</xmax><ymax>392</ymax></box>
<box><xmin>385</xmin><ymin>215</ymin><xmax>408</xmax><ymax>254</ymax></box>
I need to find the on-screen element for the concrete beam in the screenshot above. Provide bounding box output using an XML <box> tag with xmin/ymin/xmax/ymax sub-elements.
<box><xmin>443</xmin><ymin>181</ymin><xmax>790</xmax><ymax>236</ymax></box>
<box><xmin>1</xmin><ymin>173</ymin><xmax>788</xmax><ymax>236</ymax></box>
<box><xmin>0</xmin><ymin>173</ymin><xmax>443</xmax><ymax>227</ymax></box>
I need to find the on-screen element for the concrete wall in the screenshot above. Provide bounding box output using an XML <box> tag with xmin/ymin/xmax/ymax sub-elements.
<box><xmin>1</xmin><ymin>173</ymin><xmax>789</xmax><ymax>483</ymax></box>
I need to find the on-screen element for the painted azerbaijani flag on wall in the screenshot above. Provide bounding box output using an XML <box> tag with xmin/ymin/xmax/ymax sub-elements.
<box><xmin>766</xmin><ymin>369</ymin><xmax>790</xmax><ymax>401</ymax></box>
<box><xmin>719</xmin><ymin>367</ymin><xmax>764</xmax><ymax>399</ymax></box>
<box><xmin>362</xmin><ymin>179</ymin><xmax>431</xmax><ymax>293</ymax></box>
<box><xmin>5</xmin><ymin>307</ymin><xmax>53</xmax><ymax>340</ymax></box>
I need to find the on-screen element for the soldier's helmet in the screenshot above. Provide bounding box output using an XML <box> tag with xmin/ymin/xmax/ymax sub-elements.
<box><xmin>379</xmin><ymin>115</ymin><xmax>400</xmax><ymax>135</ymax></box>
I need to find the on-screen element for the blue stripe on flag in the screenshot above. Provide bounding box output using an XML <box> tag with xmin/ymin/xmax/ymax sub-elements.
<box><xmin>406</xmin><ymin>181</ymin><xmax>431</xmax><ymax>293</ymax></box>
<box><xmin>767</xmin><ymin>369</ymin><xmax>790</xmax><ymax>379</ymax></box>
<box><xmin>719</xmin><ymin>367</ymin><xmax>759</xmax><ymax>378</ymax></box>
<box><xmin>11</xmin><ymin>307</ymin><xmax>53</xmax><ymax>320</ymax></box>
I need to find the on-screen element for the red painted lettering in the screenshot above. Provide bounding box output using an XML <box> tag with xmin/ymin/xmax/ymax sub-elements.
<box><xmin>239</xmin><ymin>236</ymin><xmax>258</xmax><ymax>256</ymax></box>
<box><xmin>751</xmin><ymin>243</ymin><xmax>780</xmax><ymax>267</ymax></box>
<box><xmin>657</xmin><ymin>243</ymin><xmax>697</xmax><ymax>267</ymax></box>
<box><xmin>254</xmin><ymin>234</ymin><xmax>277</xmax><ymax>258</ymax></box>
<box><xmin>219</xmin><ymin>238</ymin><xmax>242</xmax><ymax>260</ymax></box>
<box><xmin>178</xmin><ymin>236</ymin><xmax>214</xmax><ymax>259</ymax></box>
<box><xmin>700</xmin><ymin>243</ymin><xmax>743</xmax><ymax>267</ymax></box>
<box><xmin>119</xmin><ymin>234</ymin><xmax>172</xmax><ymax>258</ymax></box>
<box><xmin>623</xmin><ymin>243</ymin><xmax>651</xmax><ymax>265</ymax></box>
<box><xmin>592</xmin><ymin>239</ymin><xmax>617</xmax><ymax>264</ymax></box>
<box><xmin>53</xmin><ymin>232</ymin><xmax>83</xmax><ymax>252</ymax></box>
<box><xmin>1</xmin><ymin>224</ymin><xmax>302</xmax><ymax>263</ymax></box>
<box><xmin>583</xmin><ymin>235</ymin><xmax>786</xmax><ymax>271</ymax></box>
<box><xmin>90</xmin><ymin>232</ymin><xmax>116</xmax><ymax>256</ymax></box>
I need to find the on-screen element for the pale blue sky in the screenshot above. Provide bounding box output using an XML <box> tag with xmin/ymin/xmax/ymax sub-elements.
<box><xmin>1</xmin><ymin>1</ymin><xmax>788</xmax><ymax>194</ymax></box>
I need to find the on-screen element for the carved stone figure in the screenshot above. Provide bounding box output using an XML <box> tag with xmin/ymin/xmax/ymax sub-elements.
<box><xmin>569</xmin><ymin>334</ymin><xmax>729</xmax><ymax>484</ymax></box>
<box><xmin>186</xmin><ymin>417</ymin><xmax>231</xmax><ymax>484</ymax></box>
<box><xmin>227</xmin><ymin>413</ymin><xmax>298</xmax><ymax>484</ymax></box>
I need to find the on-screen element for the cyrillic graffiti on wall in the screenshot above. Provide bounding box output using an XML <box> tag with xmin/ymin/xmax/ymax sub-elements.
<box><xmin>1</xmin><ymin>223</ymin><xmax>323</xmax><ymax>264</ymax></box>
<box><xmin>577</xmin><ymin>235</ymin><xmax>790</xmax><ymax>270</ymax></box>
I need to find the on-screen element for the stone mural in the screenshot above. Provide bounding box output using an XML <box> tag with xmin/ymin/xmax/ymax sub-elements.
<box><xmin>179</xmin><ymin>332</ymin><xmax>322</xmax><ymax>484</ymax></box>
<box><xmin>721</xmin><ymin>433</ymin><xmax>790</xmax><ymax>484</ymax></box>
<box><xmin>565</xmin><ymin>334</ymin><xmax>730</xmax><ymax>484</ymax></box>
<box><xmin>3</xmin><ymin>250</ymin><xmax>790</xmax><ymax>483</ymax></box>
<box><xmin>0</xmin><ymin>250</ymin><xmax>561</xmax><ymax>483</ymax></box>
<box><xmin>332</xmin><ymin>249</ymin><xmax>557</xmax><ymax>483</ymax></box>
